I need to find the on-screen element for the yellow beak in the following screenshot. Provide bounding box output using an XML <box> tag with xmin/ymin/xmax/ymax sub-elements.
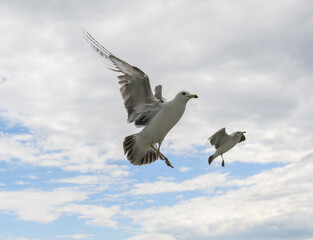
<box><xmin>189</xmin><ymin>94</ymin><xmax>198</xmax><ymax>98</ymax></box>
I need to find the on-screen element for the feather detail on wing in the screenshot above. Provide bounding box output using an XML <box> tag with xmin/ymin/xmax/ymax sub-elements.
<box><xmin>83</xmin><ymin>29</ymin><xmax>162</xmax><ymax>127</ymax></box>
<box><xmin>208</xmin><ymin>127</ymin><xmax>229</xmax><ymax>149</ymax></box>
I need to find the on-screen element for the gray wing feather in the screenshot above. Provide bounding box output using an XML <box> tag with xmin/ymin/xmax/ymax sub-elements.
<box><xmin>83</xmin><ymin>29</ymin><xmax>161</xmax><ymax>127</ymax></box>
<box><xmin>154</xmin><ymin>85</ymin><xmax>166</xmax><ymax>102</ymax></box>
<box><xmin>208</xmin><ymin>128</ymin><xmax>229</xmax><ymax>149</ymax></box>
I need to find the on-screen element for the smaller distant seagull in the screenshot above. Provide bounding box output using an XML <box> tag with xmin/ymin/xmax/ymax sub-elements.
<box><xmin>83</xmin><ymin>29</ymin><xmax>198</xmax><ymax>168</ymax></box>
<box><xmin>208</xmin><ymin>128</ymin><xmax>246</xmax><ymax>167</ymax></box>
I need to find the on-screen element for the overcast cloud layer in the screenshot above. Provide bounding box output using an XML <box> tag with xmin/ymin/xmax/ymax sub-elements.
<box><xmin>1</xmin><ymin>0</ymin><xmax>313</xmax><ymax>240</ymax></box>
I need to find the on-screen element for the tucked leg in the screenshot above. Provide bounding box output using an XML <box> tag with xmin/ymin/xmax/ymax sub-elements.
<box><xmin>221</xmin><ymin>154</ymin><xmax>225</xmax><ymax>167</ymax></box>
<box><xmin>150</xmin><ymin>145</ymin><xmax>174</xmax><ymax>168</ymax></box>
<box><xmin>156</xmin><ymin>144</ymin><xmax>164</xmax><ymax>160</ymax></box>
<box><xmin>162</xmin><ymin>154</ymin><xmax>174</xmax><ymax>168</ymax></box>
<box><xmin>151</xmin><ymin>145</ymin><xmax>162</xmax><ymax>159</ymax></box>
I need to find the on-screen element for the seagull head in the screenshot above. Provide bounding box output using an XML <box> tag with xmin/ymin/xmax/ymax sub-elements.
<box><xmin>234</xmin><ymin>131</ymin><xmax>246</xmax><ymax>143</ymax></box>
<box><xmin>175</xmin><ymin>91</ymin><xmax>198</xmax><ymax>103</ymax></box>
<box><xmin>234</xmin><ymin>131</ymin><xmax>246</xmax><ymax>137</ymax></box>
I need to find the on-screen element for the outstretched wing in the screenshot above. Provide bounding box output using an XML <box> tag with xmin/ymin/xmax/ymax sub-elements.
<box><xmin>208</xmin><ymin>127</ymin><xmax>229</xmax><ymax>149</ymax></box>
<box><xmin>83</xmin><ymin>29</ymin><xmax>161</xmax><ymax>127</ymax></box>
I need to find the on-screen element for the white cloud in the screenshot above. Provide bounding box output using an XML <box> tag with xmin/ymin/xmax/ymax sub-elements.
<box><xmin>53</xmin><ymin>175</ymin><xmax>113</xmax><ymax>185</ymax></box>
<box><xmin>3</xmin><ymin>237</ymin><xmax>34</xmax><ymax>240</ymax></box>
<box><xmin>50</xmin><ymin>172</ymin><xmax>132</xmax><ymax>193</ymax></box>
<box><xmin>0</xmin><ymin>131</ymin><xmax>129</xmax><ymax>174</ymax></box>
<box><xmin>0</xmin><ymin>187</ymin><xmax>121</xmax><ymax>228</ymax></box>
<box><xmin>128</xmin><ymin>172</ymin><xmax>229</xmax><ymax>195</ymax></box>
<box><xmin>15</xmin><ymin>181</ymin><xmax>30</xmax><ymax>186</ymax></box>
<box><xmin>178</xmin><ymin>166</ymin><xmax>191</xmax><ymax>172</ymax></box>
<box><xmin>127</xmin><ymin>233</ymin><xmax>176</xmax><ymax>240</ymax></box>
<box><xmin>0</xmin><ymin>188</ymin><xmax>89</xmax><ymax>223</ymax></box>
<box><xmin>126</xmin><ymin>155</ymin><xmax>313</xmax><ymax>239</ymax></box>
<box><xmin>26</xmin><ymin>175</ymin><xmax>38</xmax><ymax>179</ymax></box>
<box><xmin>0</xmin><ymin>133</ymin><xmax>39</xmax><ymax>164</ymax></box>
<box><xmin>61</xmin><ymin>204</ymin><xmax>120</xmax><ymax>228</ymax></box>
<box><xmin>56</xmin><ymin>234</ymin><xmax>93</xmax><ymax>239</ymax></box>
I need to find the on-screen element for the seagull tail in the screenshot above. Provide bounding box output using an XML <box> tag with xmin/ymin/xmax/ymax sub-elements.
<box><xmin>123</xmin><ymin>134</ymin><xmax>158</xmax><ymax>166</ymax></box>
<box><xmin>208</xmin><ymin>154</ymin><xmax>215</xmax><ymax>165</ymax></box>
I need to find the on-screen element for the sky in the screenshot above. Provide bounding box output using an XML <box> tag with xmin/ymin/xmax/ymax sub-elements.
<box><xmin>0</xmin><ymin>0</ymin><xmax>313</xmax><ymax>239</ymax></box>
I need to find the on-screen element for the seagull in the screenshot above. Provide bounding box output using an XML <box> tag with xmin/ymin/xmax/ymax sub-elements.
<box><xmin>208</xmin><ymin>128</ymin><xmax>246</xmax><ymax>167</ymax></box>
<box><xmin>83</xmin><ymin>29</ymin><xmax>198</xmax><ymax>168</ymax></box>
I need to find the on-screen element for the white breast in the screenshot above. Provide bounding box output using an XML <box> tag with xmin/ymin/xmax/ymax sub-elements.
<box><xmin>216</xmin><ymin>137</ymin><xmax>238</xmax><ymax>156</ymax></box>
<box><xmin>140</xmin><ymin>99</ymin><xmax>187</xmax><ymax>144</ymax></box>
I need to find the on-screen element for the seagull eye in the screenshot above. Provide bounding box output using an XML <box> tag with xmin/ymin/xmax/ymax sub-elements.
<box><xmin>182</xmin><ymin>92</ymin><xmax>186</xmax><ymax>96</ymax></box>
